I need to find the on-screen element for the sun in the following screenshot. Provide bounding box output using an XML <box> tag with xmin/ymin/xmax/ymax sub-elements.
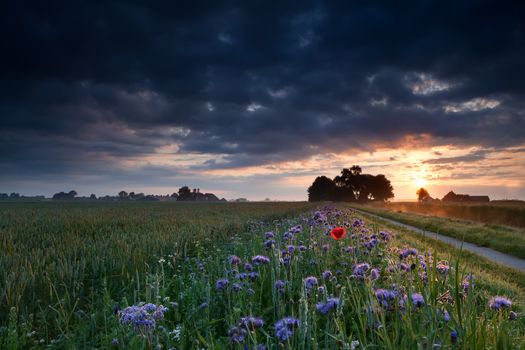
<box><xmin>415</xmin><ymin>178</ymin><xmax>427</xmax><ymax>188</ymax></box>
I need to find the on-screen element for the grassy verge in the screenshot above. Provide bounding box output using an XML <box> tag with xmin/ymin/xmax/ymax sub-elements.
<box><xmin>354</xmin><ymin>208</ymin><xmax>525</xmax><ymax>293</ymax></box>
<box><xmin>349</xmin><ymin>203</ymin><xmax>525</xmax><ymax>259</ymax></box>
<box><xmin>369</xmin><ymin>201</ymin><xmax>525</xmax><ymax>228</ymax></box>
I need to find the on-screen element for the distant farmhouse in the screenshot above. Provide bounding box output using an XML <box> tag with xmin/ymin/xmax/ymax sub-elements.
<box><xmin>442</xmin><ymin>191</ymin><xmax>490</xmax><ymax>202</ymax></box>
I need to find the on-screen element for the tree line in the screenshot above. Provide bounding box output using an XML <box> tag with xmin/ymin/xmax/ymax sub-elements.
<box><xmin>308</xmin><ymin>165</ymin><xmax>394</xmax><ymax>202</ymax></box>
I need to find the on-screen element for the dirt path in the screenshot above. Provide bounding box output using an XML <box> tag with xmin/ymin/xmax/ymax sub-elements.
<box><xmin>353</xmin><ymin>208</ymin><xmax>525</xmax><ymax>273</ymax></box>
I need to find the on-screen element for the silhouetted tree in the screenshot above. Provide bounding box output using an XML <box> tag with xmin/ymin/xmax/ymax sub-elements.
<box><xmin>9</xmin><ymin>192</ymin><xmax>20</xmax><ymax>198</ymax></box>
<box><xmin>417</xmin><ymin>188</ymin><xmax>430</xmax><ymax>201</ymax></box>
<box><xmin>369</xmin><ymin>175</ymin><xmax>394</xmax><ymax>201</ymax></box>
<box><xmin>308</xmin><ymin>176</ymin><xmax>337</xmax><ymax>201</ymax></box>
<box><xmin>177</xmin><ymin>186</ymin><xmax>192</xmax><ymax>201</ymax></box>
<box><xmin>308</xmin><ymin>166</ymin><xmax>394</xmax><ymax>202</ymax></box>
<box><xmin>52</xmin><ymin>190</ymin><xmax>77</xmax><ymax>200</ymax></box>
<box><xmin>118</xmin><ymin>191</ymin><xmax>128</xmax><ymax>199</ymax></box>
<box><xmin>89</xmin><ymin>194</ymin><xmax>97</xmax><ymax>200</ymax></box>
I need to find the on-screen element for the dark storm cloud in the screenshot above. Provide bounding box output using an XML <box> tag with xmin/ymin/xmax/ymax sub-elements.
<box><xmin>1</xmin><ymin>0</ymin><xmax>525</xmax><ymax>180</ymax></box>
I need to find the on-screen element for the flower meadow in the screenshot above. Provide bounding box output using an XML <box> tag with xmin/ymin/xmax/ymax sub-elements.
<box><xmin>1</xmin><ymin>203</ymin><xmax>524</xmax><ymax>349</ymax></box>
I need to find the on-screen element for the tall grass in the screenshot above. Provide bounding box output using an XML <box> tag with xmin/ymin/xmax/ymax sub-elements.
<box><xmin>1</xmin><ymin>203</ymin><xmax>524</xmax><ymax>349</ymax></box>
<box><xmin>0</xmin><ymin>202</ymin><xmax>316</xmax><ymax>344</ymax></box>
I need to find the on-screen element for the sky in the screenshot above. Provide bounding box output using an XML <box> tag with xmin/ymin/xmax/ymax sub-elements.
<box><xmin>1</xmin><ymin>1</ymin><xmax>525</xmax><ymax>201</ymax></box>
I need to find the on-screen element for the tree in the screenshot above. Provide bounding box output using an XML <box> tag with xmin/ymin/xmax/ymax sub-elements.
<box><xmin>308</xmin><ymin>176</ymin><xmax>337</xmax><ymax>201</ymax></box>
<box><xmin>52</xmin><ymin>190</ymin><xmax>77</xmax><ymax>200</ymax></box>
<box><xmin>307</xmin><ymin>166</ymin><xmax>394</xmax><ymax>202</ymax></box>
<box><xmin>118</xmin><ymin>191</ymin><xmax>128</xmax><ymax>199</ymax></box>
<box><xmin>333</xmin><ymin>165</ymin><xmax>367</xmax><ymax>201</ymax></box>
<box><xmin>177</xmin><ymin>186</ymin><xmax>192</xmax><ymax>201</ymax></box>
<box><xmin>89</xmin><ymin>194</ymin><xmax>97</xmax><ymax>200</ymax></box>
<box><xmin>369</xmin><ymin>175</ymin><xmax>394</xmax><ymax>201</ymax></box>
<box><xmin>416</xmin><ymin>188</ymin><xmax>430</xmax><ymax>201</ymax></box>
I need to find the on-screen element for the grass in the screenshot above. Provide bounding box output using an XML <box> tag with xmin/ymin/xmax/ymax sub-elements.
<box><xmin>1</xmin><ymin>202</ymin><xmax>524</xmax><ymax>349</ymax></box>
<box><xmin>350</xmin><ymin>203</ymin><xmax>525</xmax><ymax>259</ymax></box>
<box><xmin>369</xmin><ymin>201</ymin><xmax>525</xmax><ymax>229</ymax></box>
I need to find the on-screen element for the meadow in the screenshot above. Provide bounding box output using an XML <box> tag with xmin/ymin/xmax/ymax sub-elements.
<box><xmin>351</xmin><ymin>204</ymin><xmax>525</xmax><ymax>259</ymax></box>
<box><xmin>368</xmin><ymin>201</ymin><xmax>525</xmax><ymax>229</ymax></box>
<box><xmin>1</xmin><ymin>202</ymin><xmax>524</xmax><ymax>349</ymax></box>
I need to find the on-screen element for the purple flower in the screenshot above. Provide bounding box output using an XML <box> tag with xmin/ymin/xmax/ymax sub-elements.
<box><xmin>252</xmin><ymin>255</ymin><xmax>270</xmax><ymax>265</ymax></box>
<box><xmin>399</xmin><ymin>248</ymin><xmax>418</xmax><ymax>259</ymax></box>
<box><xmin>451</xmin><ymin>330</ymin><xmax>458</xmax><ymax>344</ymax></box>
<box><xmin>236</xmin><ymin>272</ymin><xmax>247</xmax><ymax>280</ymax></box>
<box><xmin>322</xmin><ymin>270</ymin><xmax>332</xmax><ymax>280</ymax></box>
<box><xmin>265</xmin><ymin>231</ymin><xmax>275</xmax><ymax>239</ymax></box>
<box><xmin>304</xmin><ymin>276</ymin><xmax>318</xmax><ymax>289</ymax></box>
<box><xmin>375</xmin><ymin>289</ymin><xmax>397</xmax><ymax>308</ymax></box>
<box><xmin>370</xmin><ymin>268</ymin><xmax>380</xmax><ymax>280</ymax></box>
<box><xmin>316</xmin><ymin>298</ymin><xmax>340</xmax><ymax>314</ymax></box>
<box><xmin>265</xmin><ymin>239</ymin><xmax>276</xmax><ymax>249</ymax></box>
<box><xmin>442</xmin><ymin>309</ymin><xmax>451</xmax><ymax>322</ymax></box>
<box><xmin>215</xmin><ymin>278</ymin><xmax>229</xmax><ymax>291</ymax></box>
<box><xmin>248</xmin><ymin>272</ymin><xmax>260</xmax><ymax>281</ymax></box>
<box><xmin>287</xmin><ymin>245</ymin><xmax>296</xmax><ymax>253</ymax></box>
<box><xmin>299</xmin><ymin>245</ymin><xmax>307</xmax><ymax>252</ymax></box>
<box><xmin>232</xmin><ymin>283</ymin><xmax>242</xmax><ymax>292</ymax></box>
<box><xmin>274</xmin><ymin>317</ymin><xmax>299</xmax><ymax>341</ymax></box>
<box><xmin>238</xmin><ymin>316</ymin><xmax>264</xmax><ymax>330</ymax></box>
<box><xmin>244</xmin><ymin>263</ymin><xmax>254</xmax><ymax>271</ymax></box>
<box><xmin>489</xmin><ymin>296</ymin><xmax>512</xmax><ymax>310</ymax></box>
<box><xmin>353</xmin><ymin>263</ymin><xmax>370</xmax><ymax>277</ymax></box>
<box><xmin>111</xmin><ymin>338</ymin><xmax>119</xmax><ymax>347</ymax></box>
<box><xmin>228</xmin><ymin>326</ymin><xmax>247</xmax><ymax>343</ymax></box>
<box><xmin>120</xmin><ymin>303</ymin><xmax>168</xmax><ymax>330</ymax></box>
<box><xmin>275</xmin><ymin>280</ymin><xmax>287</xmax><ymax>293</ymax></box>
<box><xmin>411</xmin><ymin>293</ymin><xmax>425</xmax><ymax>307</ymax></box>
<box><xmin>436</xmin><ymin>261</ymin><xmax>449</xmax><ymax>275</ymax></box>
<box><xmin>462</xmin><ymin>273</ymin><xmax>475</xmax><ymax>293</ymax></box>
<box><xmin>228</xmin><ymin>255</ymin><xmax>241</xmax><ymax>265</ymax></box>
<box><xmin>322</xmin><ymin>244</ymin><xmax>330</xmax><ymax>252</ymax></box>
<box><xmin>343</xmin><ymin>246</ymin><xmax>355</xmax><ymax>253</ymax></box>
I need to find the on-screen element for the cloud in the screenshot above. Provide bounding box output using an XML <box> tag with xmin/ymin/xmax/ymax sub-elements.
<box><xmin>1</xmin><ymin>1</ymin><xmax>525</xmax><ymax>198</ymax></box>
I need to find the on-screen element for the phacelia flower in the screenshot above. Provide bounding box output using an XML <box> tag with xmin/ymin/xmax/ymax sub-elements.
<box><xmin>238</xmin><ymin>316</ymin><xmax>264</xmax><ymax>330</ymax></box>
<box><xmin>228</xmin><ymin>326</ymin><xmax>247</xmax><ymax>343</ymax></box>
<box><xmin>370</xmin><ymin>268</ymin><xmax>380</xmax><ymax>280</ymax></box>
<box><xmin>228</xmin><ymin>255</ymin><xmax>241</xmax><ymax>265</ymax></box>
<box><xmin>353</xmin><ymin>263</ymin><xmax>370</xmax><ymax>277</ymax></box>
<box><xmin>316</xmin><ymin>298</ymin><xmax>340</xmax><ymax>314</ymax></box>
<box><xmin>411</xmin><ymin>293</ymin><xmax>425</xmax><ymax>307</ymax></box>
<box><xmin>322</xmin><ymin>270</ymin><xmax>333</xmax><ymax>280</ymax></box>
<box><xmin>120</xmin><ymin>303</ymin><xmax>168</xmax><ymax>330</ymax></box>
<box><xmin>275</xmin><ymin>280</ymin><xmax>287</xmax><ymax>293</ymax></box>
<box><xmin>304</xmin><ymin>276</ymin><xmax>318</xmax><ymax>289</ymax></box>
<box><xmin>215</xmin><ymin>278</ymin><xmax>229</xmax><ymax>291</ymax></box>
<box><xmin>274</xmin><ymin>317</ymin><xmax>299</xmax><ymax>342</ymax></box>
<box><xmin>252</xmin><ymin>255</ymin><xmax>270</xmax><ymax>265</ymax></box>
<box><xmin>489</xmin><ymin>296</ymin><xmax>512</xmax><ymax>310</ymax></box>
<box><xmin>375</xmin><ymin>289</ymin><xmax>397</xmax><ymax>308</ymax></box>
<box><xmin>451</xmin><ymin>330</ymin><xmax>458</xmax><ymax>344</ymax></box>
<box><xmin>399</xmin><ymin>248</ymin><xmax>418</xmax><ymax>259</ymax></box>
<box><xmin>265</xmin><ymin>231</ymin><xmax>274</xmax><ymax>239</ymax></box>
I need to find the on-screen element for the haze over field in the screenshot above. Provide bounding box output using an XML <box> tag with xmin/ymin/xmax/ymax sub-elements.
<box><xmin>1</xmin><ymin>1</ymin><xmax>525</xmax><ymax>200</ymax></box>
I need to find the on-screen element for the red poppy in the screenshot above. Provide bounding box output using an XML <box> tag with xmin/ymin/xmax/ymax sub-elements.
<box><xmin>330</xmin><ymin>227</ymin><xmax>346</xmax><ymax>240</ymax></box>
